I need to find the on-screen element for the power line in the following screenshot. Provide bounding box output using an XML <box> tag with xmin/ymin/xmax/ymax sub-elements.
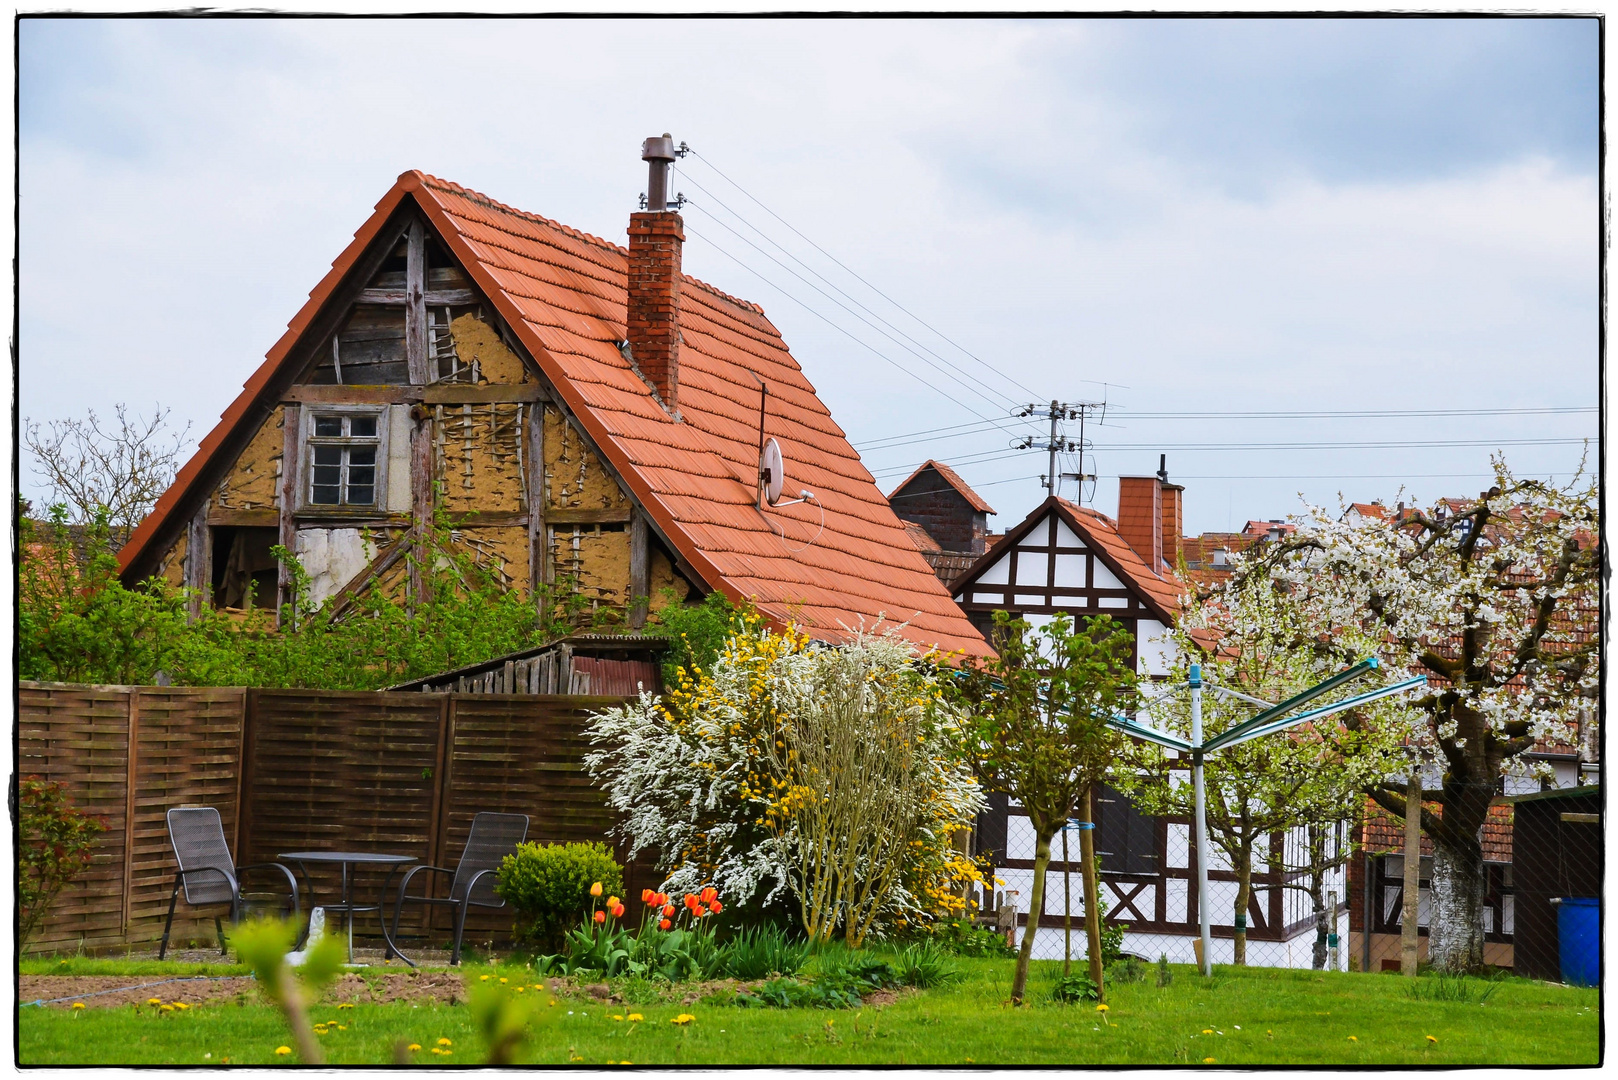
<box><xmin>853</xmin><ymin>405</ymin><xmax>1594</xmax><ymax>456</ymax></box>
<box><xmin>680</xmin><ymin>221</ymin><xmax>995</xmax><ymax>422</ymax></box>
<box><xmin>682</xmin><ymin>199</ymin><xmax>1015</xmax><ymax>416</ymax></box>
<box><xmin>886</xmin><ymin>473</ymin><xmax>1043</xmax><ymax>500</ymax></box>
<box><xmin>1111</xmin><ymin>406</ymin><xmax>1597</xmax><ymax>420</ymax></box>
<box><xmin>1089</xmin><ymin>437</ymin><xmax>1590</xmax><ymax>452</ymax></box>
<box><xmin>676</xmin><ymin>171</ymin><xmax>1030</xmax><ymax>412</ymax></box>
<box><xmin>681</xmin><ymin>147</ymin><xmax>1044</xmax><ymax>401</ymax></box>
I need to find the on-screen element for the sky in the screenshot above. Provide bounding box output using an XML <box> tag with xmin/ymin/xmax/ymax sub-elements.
<box><xmin>17</xmin><ymin>15</ymin><xmax>1601</xmax><ymax>537</ymax></box>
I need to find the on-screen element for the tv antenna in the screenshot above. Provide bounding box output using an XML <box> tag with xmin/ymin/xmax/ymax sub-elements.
<box><xmin>1013</xmin><ymin>397</ymin><xmax>1108</xmax><ymax>502</ymax></box>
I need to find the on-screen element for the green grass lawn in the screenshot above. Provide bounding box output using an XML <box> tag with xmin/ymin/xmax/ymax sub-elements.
<box><xmin>18</xmin><ymin>955</ymin><xmax>1599</xmax><ymax>1066</ymax></box>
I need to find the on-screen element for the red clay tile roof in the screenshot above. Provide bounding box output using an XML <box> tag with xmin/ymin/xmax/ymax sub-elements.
<box><xmin>119</xmin><ymin>171</ymin><xmax>989</xmax><ymax>659</ymax></box>
<box><xmin>902</xmin><ymin>520</ymin><xmax>942</xmax><ymax>554</ymax></box>
<box><xmin>888</xmin><ymin>459</ymin><xmax>997</xmax><ymax>515</ymax></box>
<box><xmin>1056</xmin><ymin>498</ymin><xmax>1186</xmax><ymax>623</ymax></box>
<box><xmin>1361</xmin><ymin>799</ymin><xmax>1514</xmax><ymax>863</ymax></box>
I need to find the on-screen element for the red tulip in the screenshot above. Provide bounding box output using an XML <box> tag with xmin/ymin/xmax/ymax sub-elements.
<box><xmin>700</xmin><ymin>887</ymin><xmax>718</xmax><ymax>904</ymax></box>
<box><xmin>641</xmin><ymin>889</ymin><xmax>655</xmax><ymax>905</ymax></box>
<box><xmin>662</xmin><ymin>903</ymin><xmax>676</xmax><ymax>918</ymax></box>
<box><xmin>684</xmin><ymin>894</ymin><xmax>699</xmax><ymax>910</ymax></box>
<box><xmin>593</xmin><ymin>910</ymin><xmax>606</xmax><ymax>924</ymax></box>
<box><xmin>709</xmin><ymin>900</ymin><xmax>723</xmax><ymax>914</ymax></box>
<box><xmin>657</xmin><ymin>893</ymin><xmax>670</xmax><ymax>906</ymax></box>
<box><xmin>611</xmin><ymin>903</ymin><xmax>626</xmax><ymax>919</ymax></box>
<box><xmin>659</xmin><ymin>918</ymin><xmax>672</xmax><ymax>931</ymax></box>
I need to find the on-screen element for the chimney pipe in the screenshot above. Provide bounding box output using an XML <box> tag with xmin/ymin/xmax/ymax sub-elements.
<box><xmin>629</xmin><ymin>135</ymin><xmax>684</xmax><ymax>414</ymax></box>
<box><xmin>642</xmin><ymin>134</ymin><xmax>677</xmax><ymax>212</ymax></box>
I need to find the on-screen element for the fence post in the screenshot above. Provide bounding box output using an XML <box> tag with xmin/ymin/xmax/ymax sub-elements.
<box><xmin>236</xmin><ymin>689</ymin><xmax>260</xmax><ymax>865</ymax></box>
<box><xmin>120</xmin><ymin>688</ymin><xmax>140</xmax><ymax>938</ymax></box>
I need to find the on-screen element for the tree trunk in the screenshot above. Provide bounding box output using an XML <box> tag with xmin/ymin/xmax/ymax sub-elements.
<box><xmin>1080</xmin><ymin>788</ymin><xmax>1105</xmax><ymax>1003</ymax></box>
<box><xmin>1232</xmin><ymin>850</ymin><xmax>1252</xmax><ymax>967</ymax></box>
<box><xmin>1428</xmin><ymin>835</ymin><xmax>1487</xmax><ymax>974</ymax></box>
<box><xmin>1307</xmin><ymin>824</ymin><xmax>1328</xmax><ymax>970</ymax></box>
<box><xmin>1062</xmin><ymin>826</ymin><xmax>1072</xmax><ymax>977</ymax></box>
<box><xmin>1010</xmin><ymin>830</ymin><xmax>1051</xmax><ymax>1005</ymax></box>
<box><xmin>1401</xmin><ymin>773</ymin><xmax>1422</xmax><ymax>976</ymax></box>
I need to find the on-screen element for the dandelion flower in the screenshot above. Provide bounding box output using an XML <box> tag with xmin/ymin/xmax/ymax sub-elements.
<box><xmin>147</xmin><ymin>998</ymin><xmax>162</xmax><ymax>1006</ymax></box>
<box><xmin>160</xmin><ymin>1005</ymin><xmax>175</xmax><ymax>1013</ymax></box>
<box><xmin>1203</xmin><ymin>1029</ymin><xmax>1213</xmax><ymax>1034</ymax></box>
<box><xmin>437</xmin><ymin>1038</ymin><xmax>453</xmax><ymax>1046</ymax></box>
<box><xmin>611</xmin><ymin>1014</ymin><xmax>624</xmax><ymax>1022</ymax></box>
<box><xmin>627</xmin><ymin>1013</ymin><xmax>644</xmax><ymax>1022</ymax></box>
<box><xmin>275</xmin><ymin>1046</ymin><xmax>292</xmax><ymax>1056</ymax></box>
<box><xmin>672</xmin><ymin>1014</ymin><xmax>695</xmax><ymax>1025</ymax></box>
<box><xmin>1348</xmin><ymin>1036</ymin><xmax>1358</xmax><ymax>1042</ymax></box>
<box><xmin>480</xmin><ymin>975</ymin><xmax>490</xmax><ymax>982</ymax></box>
<box><xmin>337</xmin><ymin>1002</ymin><xmax>354</xmax><ymax>1009</ymax></box>
<box><xmin>1096</xmin><ymin>1004</ymin><xmax>1109</xmax><ymax>1012</ymax></box>
<box><xmin>1203</xmin><ymin>1058</ymin><xmax>1216</xmax><ymax>1064</ymax></box>
<box><xmin>499</xmin><ymin>977</ymin><xmax>508</xmax><ymax>984</ymax></box>
<box><xmin>1426</xmin><ymin>1036</ymin><xmax>1437</xmax><ymax>1044</ymax></box>
<box><xmin>174</xmin><ymin>1002</ymin><xmax>190</xmax><ymax>1011</ymax></box>
<box><xmin>408</xmin><ymin>1043</ymin><xmax>421</xmax><ymax>1052</ymax></box>
<box><xmin>71</xmin><ymin>1002</ymin><xmax>85</xmax><ymax>1010</ymax></box>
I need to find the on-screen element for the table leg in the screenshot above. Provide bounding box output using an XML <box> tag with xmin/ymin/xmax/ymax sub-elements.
<box><xmin>378</xmin><ymin>864</ymin><xmax>416</xmax><ymax>968</ymax></box>
<box><xmin>342</xmin><ymin>861</ymin><xmax>354</xmax><ymax>965</ymax></box>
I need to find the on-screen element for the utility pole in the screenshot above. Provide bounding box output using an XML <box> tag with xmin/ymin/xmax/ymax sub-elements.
<box><xmin>1014</xmin><ymin>398</ymin><xmax>1107</xmax><ymax>501</ymax></box>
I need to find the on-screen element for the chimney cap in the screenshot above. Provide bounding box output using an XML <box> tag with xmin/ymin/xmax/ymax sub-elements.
<box><xmin>642</xmin><ymin>135</ymin><xmax>677</xmax><ymax>163</ymax></box>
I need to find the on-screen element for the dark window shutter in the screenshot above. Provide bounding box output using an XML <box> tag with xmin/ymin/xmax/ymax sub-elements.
<box><xmin>976</xmin><ymin>791</ymin><xmax>1009</xmax><ymax>863</ymax></box>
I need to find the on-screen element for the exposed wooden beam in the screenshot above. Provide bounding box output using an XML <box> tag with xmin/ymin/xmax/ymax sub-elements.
<box><xmin>277</xmin><ymin>404</ymin><xmax>301</xmax><ymax>627</ymax></box>
<box><xmin>404</xmin><ymin>218</ymin><xmax>428</xmax><ymax>386</ymax></box>
<box><xmin>442</xmin><ymin>510</ymin><xmax>529</xmax><ymax>528</ymax></box>
<box><xmin>629</xmin><ymin>508</ymin><xmax>649</xmax><ymax>629</ymax></box>
<box><xmin>285</xmin><ymin>385</ymin><xmax>421</xmax><ymax>405</ymax></box>
<box><xmin>323</xmin><ymin>533</ymin><xmax>412</xmax><ymax>621</ymax></box>
<box><xmin>546</xmin><ymin>507</ymin><xmax>633</xmax><ymax>526</ymax></box>
<box><xmin>207</xmin><ymin>508</ymin><xmax>280</xmax><ymax>528</ymax></box>
<box><xmin>358</xmin><ymin>287</ymin><xmax>478</xmax><ymax>307</ymax></box>
<box><xmin>185</xmin><ymin>502</ymin><xmax>210</xmax><ymax>620</ymax></box>
<box><xmin>422</xmin><ymin>383</ymin><xmax>547</xmax><ymax>405</ymax></box>
<box><xmin>528</xmin><ymin>405</ymin><xmax>548</xmax><ymax>598</ymax></box>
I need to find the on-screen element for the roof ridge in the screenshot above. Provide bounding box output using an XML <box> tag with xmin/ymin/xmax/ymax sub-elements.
<box><xmin>417</xmin><ymin>171</ymin><xmax>625</xmax><ymax>258</ymax></box>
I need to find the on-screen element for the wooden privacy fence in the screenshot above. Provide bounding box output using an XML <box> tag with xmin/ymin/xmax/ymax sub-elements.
<box><xmin>18</xmin><ymin>682</ymin><xmax>654</xmax><ymax>955</ymax></box>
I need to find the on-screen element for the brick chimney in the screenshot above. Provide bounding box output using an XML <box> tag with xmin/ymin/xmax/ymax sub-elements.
<box><xmin>1157</xmin><ymin>455</ymin><xmax>1183</xmax><ymax>572</ymax></box>
<box><xmin>628</xmin><ymin>134</ymin><xmax>683</xmax><ymax>414</ymax></box>
<box><xmin>1117</xmin><ymin>475</ymin><xmax>1164</xmax><ymax>575</ymax></box>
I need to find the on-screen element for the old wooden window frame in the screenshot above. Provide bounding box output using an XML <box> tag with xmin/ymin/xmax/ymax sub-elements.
<box><xmin>298</xmin><ymin>404</ymin><xmax>391</xmax><ymax>514</ymax></box>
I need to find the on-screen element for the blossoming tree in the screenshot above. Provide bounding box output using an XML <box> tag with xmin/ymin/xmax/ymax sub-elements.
<box><xmin>1240</xmin><ymin>461</ymin><xmax>1598</xmax><ymax>972</ymax></box>
<box><xmin>584</xmin><ymin>620</ymin><xmax>984</xmax><ymax>945</ymax></box>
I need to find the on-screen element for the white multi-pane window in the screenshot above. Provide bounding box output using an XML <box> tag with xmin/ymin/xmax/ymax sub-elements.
<box><xmin>306</xmin><ymin>411</ymin><xmax>382</xmax><ymax>508</ymax></box>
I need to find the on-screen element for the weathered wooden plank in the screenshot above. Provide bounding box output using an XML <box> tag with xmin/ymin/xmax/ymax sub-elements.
<box><xmin>405</xmin><ymin>218</ymin><xmax>428</xmax><ymax>385</ymax></box>
<box><xmin>546</xmin><ymin>507</ymin><xmax>633</xmax><ymax>526</ymax></box>
<box><xmin>284</xmin><ymin>385</ymin><xmax>421</xmax><ymax>405</ymax></box>
<box><xmin>422</xmin><ymin>383</ymin><xmax>546</xmax><ymax>405</ymax></box>
<box><xmin>629</xmin><ymin>508</ymin><xmax>649</xmax><ymax>629</ymax></box>
<box><xmin>359</xmin><ymin>287</ymin><xmax>478</xmax><ymax>307</ymax></box>
<box><xmin>278</xmin><ymin>403</ymin><xmax>301</xmax><ymax>624</ymax></box>
<box><xmin>185</xmin><ymin>505</ymin><xmax>209</xmax><ymax>621</ymax></box>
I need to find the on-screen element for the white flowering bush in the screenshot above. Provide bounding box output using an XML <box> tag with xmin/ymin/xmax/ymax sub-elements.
<box><xmin>584</xmin><ymin>619</ymin><xmax>984</xmax><ymax>945</ymax></box>
<box><xmin>1235</xmin><ymin>456</ymin><xmax>1598</xmax><ymax>972</ymax></box>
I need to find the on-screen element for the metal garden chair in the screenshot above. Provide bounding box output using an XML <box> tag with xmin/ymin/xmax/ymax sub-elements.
<box><xmin>159</xmin><ymin>807</ymin><xmax>300</xmax><ymax>959</ymax></box>
<box><xmin>388</xmin><ymin>812</ymin><xmax>529</xmax><ymax>965</ymax></box>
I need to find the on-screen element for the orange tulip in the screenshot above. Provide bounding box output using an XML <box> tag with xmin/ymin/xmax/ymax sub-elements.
<box><xmin>662</xmin><ymin>904</ymin><xmax>676</xmax><ymax>918</ymax></box>
<box><xmin>709</xmin><ymin>900</ymin><xmax>723</xmax><ymax>914</ymax></box>
<box><xmin>593</xmin><ymin>910</ymin><xmax>607</xmax><ymax>924</ymax></box>
<box><xmin>700</xmin><ymin>887</ymin><xmax>718</xmax><ymax>904</ymax></box>
<box><xmin>684</xmin><ymin>894</ymin><xmax>699</xmax><ymax>909</ymax></box>
<box><xmin>659</xmin><ymin>918</ymin><xmax>672</xmax><ymax>930</ymax></box>
<box><xmin>657</xmin><ymin>893</ymin><xmax>669</xmax><ymax>906</ymax></box>
<box><xmin>641</xmin><ymin>889</ymin><xmax>655</xmax><ymax>905</ymax></box>
<box><xmin>611</xmin><ymin>903</ymin><xmax>626</xmax><ymax>919</ymax></box>
<box><xmin>590</xmin><ymin>882</ymin><xmax>603</xmax><ymax>898</ymax></box>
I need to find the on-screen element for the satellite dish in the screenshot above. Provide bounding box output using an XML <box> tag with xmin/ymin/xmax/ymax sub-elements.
<box><xmin>759</xmin><ymin>438</ymin><xmax>785</xmax><ymax>506</ymax></box>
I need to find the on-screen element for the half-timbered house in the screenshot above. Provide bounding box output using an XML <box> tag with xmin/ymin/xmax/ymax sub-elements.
<box><xmin>116</xmin><ymin>146</ymin><xmax>988</xmax><ymax>660</ymax></box>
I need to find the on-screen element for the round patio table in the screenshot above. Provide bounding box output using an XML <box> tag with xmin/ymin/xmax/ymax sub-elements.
<box><xmin>277</xmin><ymin>852</ymin><xmax>417</xmax><ymax>966</ymax></box>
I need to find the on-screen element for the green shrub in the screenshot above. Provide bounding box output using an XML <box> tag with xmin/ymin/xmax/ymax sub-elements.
<box><xmin>929</xmin><ymin>916</ymin><xmax>1015</xmax><ymax>958</ymax></box>
<box><xmin>1156</xmin><ymin>953</ymin><xmax>1173</xmax><ymax>988</ymax></box>
<box><xmin>18</xmin><ymin>777</ymin><xmax>105</xmax><ymax>947</ymax></box>
<box><xmin>892</xmin><ymin>941</ymin><xmax>962</xmax><ymax>988</ymax></box>
<box><xmin>495</xmin><ymin>842</ymin><xmax>624</xmax><ymax>952</ymax></box>
<box><xmin>720</xmin><ymin>924</ymin><xmax>811</xmax><ymax>980</ymax></box>
<box><xmin>1049</xmin><ymin>973</ymin><xmax>1099</xmax><ymax>1004</ymax></box>
<box><xmin>1107</xmin><ymin>955</ymin><xmax>1147</xmax><ymax>985</ymax></box>
<box><xmin>733</xmin><ymin>953</ymin><xmax>900</xmax><ymax>1009</ymax></box>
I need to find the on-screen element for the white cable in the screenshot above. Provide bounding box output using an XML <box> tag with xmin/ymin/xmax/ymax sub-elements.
<box><xmin>766</xmin><ymin>491</ymin><xmax>826</xmax><ymax>555</ymax></box>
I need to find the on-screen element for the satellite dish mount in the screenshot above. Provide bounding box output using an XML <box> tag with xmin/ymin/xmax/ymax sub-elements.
<box><xmin>760</xmin><ymin>438</ymin><xmax>785</xmax><ymax>508</ymax></box>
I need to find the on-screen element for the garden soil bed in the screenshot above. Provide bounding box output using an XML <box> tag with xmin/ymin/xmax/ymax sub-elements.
<box><xmin>18</xmin><ymin>971</ymin><xmax>471</xmax><ymax>1011</ymax></box>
